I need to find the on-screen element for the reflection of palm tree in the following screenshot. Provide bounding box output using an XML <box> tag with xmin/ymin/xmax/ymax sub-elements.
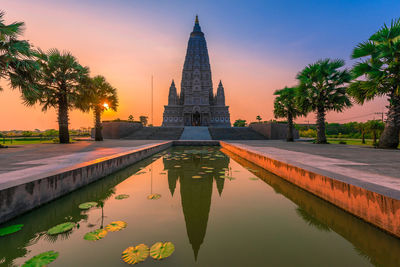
<box><xmin>296</xmin><ymin>207</ymin><xmax>330</xmax><ymax>232</ymax></box>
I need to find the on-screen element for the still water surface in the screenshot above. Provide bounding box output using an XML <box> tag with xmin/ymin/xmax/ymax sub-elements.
<box><xmin>1</xmin><ymin>146</ymin><xmax>400</xmax><ymax>266</ymax></box>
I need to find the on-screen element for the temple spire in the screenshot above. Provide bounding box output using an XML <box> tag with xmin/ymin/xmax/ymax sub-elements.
<box><xmin>216</xmin><ymin>80</ymin><xmax>225</xmax><ymax>106</ymax></box>
<box><xmin>192</xmin><ymin>15</ymin><xmax>202</xmax><ymax>33</ymax></box>
<box><xmin>168</xmin><ymin>79</ymin><xmax>178</xmax><ymax>105</ymax></box>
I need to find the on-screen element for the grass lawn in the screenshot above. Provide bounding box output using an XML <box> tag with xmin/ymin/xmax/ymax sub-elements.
<box><xmin>327</xmin><ymin>138</ymin><xmax>375</xmax><ymax>146</ymax></box>
<box><xmin>0</xmin><ymin>137</ymin><xmax>80</xmax><ymax>146</ymax></box>
<box><xmin>1</xmin><ymin>138</ymin><xmax>54</xmax><ymax>145</ymax></box>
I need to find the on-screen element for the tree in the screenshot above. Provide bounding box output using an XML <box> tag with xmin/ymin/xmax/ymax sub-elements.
<box><xmin>128</xmin><ymin>115</ymin><xmax>134</xmax><ymax>121</ymax></box>
<box><xmin>139</xmin><ymin>115</ymin><xmax>148</xmax><ymax>126</ymax></box>
<box><xmin>256</xmin><ymin>115</ymin><xmax>262</xmax><ymax>123</ymax></box>
<box><xmin>355</xmin><ymin>122</ymin><xmax>367</xmax><ymax>144</ymax></box>
<box><xmin>233</xmin><ymin>119</ymin><xmax>246</xmax><ymax>127</ymax></box>
<box><xmin>366</xmin><ymin>120</ymin><xmax>384</xmax><ymax>145</ymax></box>
<box><xmin>297</xmin><ymin>59</ymin><xmax>352</xmax><ymax>144</ymax></box>
<box><xmin>23</xmin><ymin>49</ymin><xmax>90</xmax><ymax>143</ymax></box>
<box><xmin>0</xmin><ymin>11</ymin><xmax>38</xmax><ymax>103</ymax></box>
<box><xmin>348</xmin><ymin>19</ymin><xmax>400</xmax><ymax>149</ymax></box>
<box><xmin>87</xmin><ymin>76</ymin><xmax>118</xmax><ymax>141</ymax></box>
<box><xmin>273</xmin><ymin>86</ymin><xmax>304</xmax><ymax>141</ymax></box>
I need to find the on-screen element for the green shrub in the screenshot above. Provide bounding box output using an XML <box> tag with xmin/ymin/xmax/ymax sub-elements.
<box><xmin>339</xmin><ymin>141</ymin><xmax>347</xmax><ymax>144</ymax></box>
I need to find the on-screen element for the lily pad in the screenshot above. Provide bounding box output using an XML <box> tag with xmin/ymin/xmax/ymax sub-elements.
<box><xmin>47</xmin><ymin>222</ymin><xmax>75</xmax><ymax>235</ymax></box>
<box><xmin>205</xmin><ymin>170</ymin><xmax>213</xmax><ymax>173</ymax></box>
<box><xmin>0</xmin><ymin>224</ymin><xmax>23</xmax><ymax>237</ymax></box>
<box><xmin>122</xmin><ymin>244</ymin><xmax>149</xmax><ymax>264</ymax></box>
<box><xmin>218</xmin><ymin>171</ymin><xmax>226</xmax><ymax>174</ymax></box>
<box><xmin>249</xmin><ymin>177</ymin><xmax>259</xmax><ymax>181</ymax></box>
<box><xmin>192</xmin><ymin>175</ymin><xmax>202</xmax><ymax>179</ymax></box>
<box><xmin>22</xmin><ymin>250</ymin><xmax>59</xmax><ymax>267</ymax></box>
<box><xmin>105</xmin><ymin>221</ymin><xmax>127</xmax><ymax>232</ymax></box>
<box><xmin>150</xmin><ymin>242</ymin><xmax>175</xmax><ymax>260</ymax></box>
<box><xmin>174</xmin><ymin>165</ymin><xmax>181</xmax><ymax>168</ymax></box>
<box><xmin>78</xmin><ymin>202</ymin><xmax>98</xmax><ymax>210</ymax></box>
<box><xmin>115</xmin><ymin>194</ymin><xmax>130</xmax><ymax>200</ymax></box>
<box><xmin>84</xmin><ymin>229</ymin><xmax>108</xmax><ymax>241</ymax></box>
<box><xmin>147</xmin><ymin>194</ymin><xmax>161</xmax><ymax>200</ymax></box>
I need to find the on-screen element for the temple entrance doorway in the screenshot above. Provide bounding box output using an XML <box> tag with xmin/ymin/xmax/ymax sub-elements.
<box><xmin>192</xmin><ymin>111</ymin><xmax>201</xmax><ymax>126</ymax></box>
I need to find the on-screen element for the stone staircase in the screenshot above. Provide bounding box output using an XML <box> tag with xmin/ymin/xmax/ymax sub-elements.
<box><xmin>180</xmin><ymin>127</ymin><xmax>211</xmax><ymax>140</ymax></box>
<box><xmin>123</xmin><ymin>127</ymin><xmax>184</xmax><ymax>140</ymax></box>
<box><xmin>208</xmin><ymin>127</ymin><xmax>266</xmax><ymax>140</ymax></box>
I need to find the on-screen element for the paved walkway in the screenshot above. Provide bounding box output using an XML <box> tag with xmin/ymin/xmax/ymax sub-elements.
<box><xmin>180</xmin><ymin>126</ymin><xmax>211</xmax><ymax>140</ymax></box>
<box><xmin>0</xmin><ymin>140</ymin><xmax>161</xmax><ymax>175</ymax></box>
<box><xmin>228</xmin><ymin>140</ymin><xmax>400</xmax><ymax>199</ymax></box>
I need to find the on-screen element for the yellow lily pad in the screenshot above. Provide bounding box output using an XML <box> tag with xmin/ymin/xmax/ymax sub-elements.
<box><xmin>150</xmin><ymin>242</ymin><xmax>175</xmax><ymax>260</ymax></box>
<box><xmin>105</xmin><ymin>221</ymin><xmax>127</xmax><ymax>232</ymax></box>
<box><xmin>147</xmin><ymin>194</ymin><xmax>161</xmax><ymax>200</ymax></box>
<box><xmin>122</xmin><ymin>244</ymin><xmax>149</xmax><ymax>264</ymax></box>
<box><xmin>192</xmin><ymin>175</ymin><xmax>202</xmax><ymax>179</ymax></box>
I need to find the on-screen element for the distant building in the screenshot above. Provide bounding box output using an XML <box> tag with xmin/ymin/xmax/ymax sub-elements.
<box><xmin>162</xmin><ymin>16</ymin><xmax>230</xmax><ymax>127</ymax></box>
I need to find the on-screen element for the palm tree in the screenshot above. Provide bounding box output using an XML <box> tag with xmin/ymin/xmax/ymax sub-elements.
<box><xmin>88</xmin><ymin>75</ymin><xmax>118</xmax><ymax>141</ymax></box>
<box><xmin>0</xmin><ymin>11</ymin><xmax>38</xmax><ymax>102</ymax></box>
<box><xmin>296</xmin><ymin>59</ymin><xmax>352</xmax><ymax>144</ymax></box>
<box><xmin>366</xmin><ymin>120</ymin><xmax>385</xmax><ymax>146</ymax></box>
<box><xmin>273</xmin><ymin>86</ymin><xmax>303</xmax><ymax>141</ymax></box>
<box><xmin>355</xmin><ymin>122</ymin><xmax>367</xmax><ymax>144</ymax></box>
<box><xmin>24</xmin><ymin>49</ymin><xmax>90</xmax><ymax>143</ymax></box>
<box><xmin>256</xmin><ymin>115</ymin><xmax>262</xmax><ymax>123</ymax></box>
<box><xmin>348</xmin><ymin>19</ymin><xmax>400</xmax><ymax>149</ymax></box>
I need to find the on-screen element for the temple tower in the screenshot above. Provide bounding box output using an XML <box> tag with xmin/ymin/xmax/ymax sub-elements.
<box><xmin>163</xmin><ymin>16</ymin><xmax>230</xmax><ymax>127</ymax></box>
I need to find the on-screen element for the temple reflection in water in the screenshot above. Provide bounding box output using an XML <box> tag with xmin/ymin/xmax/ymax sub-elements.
<box><xmin>163</xmin><ymin>147</ymin><xmax>229</xmax><ymax>260</ymax></box>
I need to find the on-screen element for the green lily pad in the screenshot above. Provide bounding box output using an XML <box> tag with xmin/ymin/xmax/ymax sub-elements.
<box><xmin>78</xmin><ymin>202</ymin><xmax>98</xmax><ymax>210</ymax></box>
<box><xmin>249</xmin><ymin>177</ymin><xmax>259</xmax><ymax>181</ymax></box>
<box><xmin>205</xmin><ymin>170</ymin><xmax>213</xmax><ymax>173</ymax></box>
<box><xmin>22</xmin><ymin>250</ymin><xmax>59</xmax><ymax>267</ymax></box>
<box><xmin>218</xmin><ymin>171</ymin><xmax>226</xmax><ymax>174</ymax></box>
<box><xmin>147</xmin><ymin>194</ymin><xmax>161</xmax><ymax>200</ymax></box>
<box><xmin>115</xmin><ymin>194</ymin><xmax>130</xmax><ymax>200</ymax></box>
<box><xmin>0</xmin><ymin>224</ymin><xmax>23</xmax><ymax>237</ymax></box>
<box><xmin>47</xmin><ymin>222</ymin><xmax>75</xmax><ymax>235</ymax></box>
<box><xmin>105</xmin><ymin>221</ymin><xmax>127</xmax><ymax>232</ymax></box>
<box><xmin>122</xmin><ymin>244</ymin><xmax>149</xmax><ymax>264</ymax></box>
<box><xmin>150</xmin><ymin>242</ymin><xmax>175</xmax><ymax>260</ymax></box>
<box><xmin>84</xmin><ymin>229</ymin><xmax>108</xmax><ymax>241</ymax></box>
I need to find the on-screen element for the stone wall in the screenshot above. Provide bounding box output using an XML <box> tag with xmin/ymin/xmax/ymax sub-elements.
<box><xmin>91</xmin><ymin>121</ymin><xmax>143</xmax><ymax>139</ymax></box>
<box><xmin>249</xmin><ymin>122</ymin><xmax>299</xmax><ymax>140</ymax></box>
<box><xmin>0</xmin><ymin>142</ymin><xmax>172</xmax><ymax>224</ymax></box>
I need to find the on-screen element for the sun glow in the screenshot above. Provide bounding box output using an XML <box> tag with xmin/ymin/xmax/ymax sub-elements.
<box><xmin>103</xmin><ymin>103</ymin><xmax>109</xmax><ymax>109</ymax></box>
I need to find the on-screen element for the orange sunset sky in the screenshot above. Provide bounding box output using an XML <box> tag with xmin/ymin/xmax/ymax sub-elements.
<box><xmin>0</xmin><ymin>0</ymin><xmax>393</xmax><ymax>130</ymax></box>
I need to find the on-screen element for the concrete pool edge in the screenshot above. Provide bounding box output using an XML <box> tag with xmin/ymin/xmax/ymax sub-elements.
<box><xmin>0</xmin><ymin>141</ymin><xmax>173</xmax><ymax>224</ymax></box>
<box><xmin>220</xmin><ymin>141</ymin><xmax>400</xmax><ymax>238</ymax></box>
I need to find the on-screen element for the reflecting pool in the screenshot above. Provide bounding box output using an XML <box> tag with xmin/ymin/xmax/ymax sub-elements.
<box><xmin>0</xmin><ymin>146</ymin><xmax>399</xmax><ymax>266</ymax></box>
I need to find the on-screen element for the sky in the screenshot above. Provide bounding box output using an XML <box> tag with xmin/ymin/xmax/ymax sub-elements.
<box><xmin>1</xmin><ymin>0</ymin><xmax>399</xmax><ymax>130</ymax></box>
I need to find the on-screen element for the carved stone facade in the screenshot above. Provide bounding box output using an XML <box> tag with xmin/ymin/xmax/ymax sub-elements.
<box><xmin>162</xmin><ymin>16</ymin><xmax>230</xmax><ymax>127</ymax></box>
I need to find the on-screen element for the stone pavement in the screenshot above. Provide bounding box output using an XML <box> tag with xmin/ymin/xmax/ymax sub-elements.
<box><xmin>228</xmin><ymin>140</ymin><xmax>400</xmax><ymax>199</ymax></box>
<box><xmin>0</xmin><ymin>140</ymin><xmax>161</xmax><ymax>175</ymax></box>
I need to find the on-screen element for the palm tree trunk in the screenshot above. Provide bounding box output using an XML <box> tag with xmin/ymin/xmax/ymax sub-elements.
<box><xmin>379</xmin><ymin>94</ymin><xmax>400</xmax><ymax>149</ymax></box>
<box><xmin>373</xmin><ymin>131</ymin><xmax>377</xmax><ymax>144</ymax></box>
<box><xmin>58</xmin><ymin>94</ymin><xmax>70</xmax><ymax>144</ymax></box>
<box><xmin>94</xmin><ymin>106</ymin><xmax>103</xmax><ymax>141</ymax></box>
<box><xmin>362</xmin><ymin>132</ymin><xmax>365</xmax><ymax>144</ymax></box>
<box><xmin>287</xmin><ymin>113</ymin><xmax>294</xmax><ymax>142</ymax></box>
<box><xmin>316</xmin><ymin>107</ymin><xmax>327</xmax><ymax>144</ymax></box>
